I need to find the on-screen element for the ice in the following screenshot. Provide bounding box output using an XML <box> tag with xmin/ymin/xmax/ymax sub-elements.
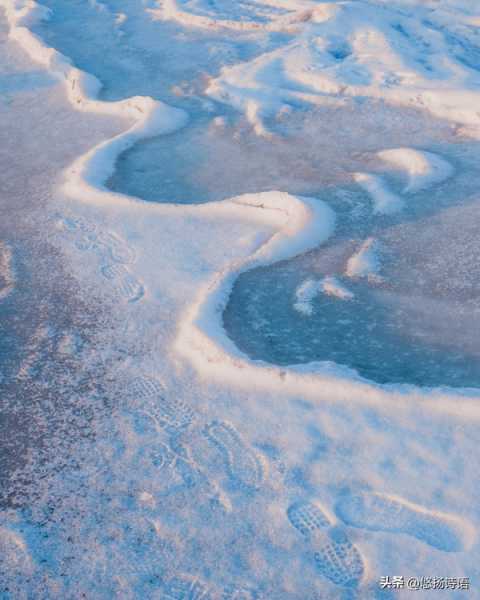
<box><xmin>224</xmin><ymin>263</ymin><xmax>480</xmax><ymax>387</ymax></box>
<box><xmin>1</xmin><ymin>0</ymin><xmax>480</xmax><ymax>597</ymax></box>
<box><xmin>108</xmin><ymin>101</ymin><xmax>457</xmax><ymax>205</ymax></box>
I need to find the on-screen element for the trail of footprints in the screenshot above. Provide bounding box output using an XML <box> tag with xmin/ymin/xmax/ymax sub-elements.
<box><xmin>58</xmin><ymin>214</ymin><xmax>266</xmax><ymax>593</ymax></box>
<box><xmin>287</xmin><ymin>492</ymin><xmax>471</xmax><ymax>590</ymax></box>
<box><xmin>335</xmin><ymin>491</ymin><xmax>470</xmax><ymax>554</ymax></box>
<box><xmin>122</xmin><ymin>372</ymin><xmax>473</xmax><ymax>593</ymax></box>
<box><xmin>124</xmin><ymin>374</ymin><xmax>264</xmax><ymax>491</ymax></box>
<box><xmin>119</xmin><ymin>374</ymin><xmax>268</xmax><ymax>596</ymax></box>
<box><xmin>59</xmin><ymin>215</ymin><xmax>144</xmax><ymax>302</ymax></box>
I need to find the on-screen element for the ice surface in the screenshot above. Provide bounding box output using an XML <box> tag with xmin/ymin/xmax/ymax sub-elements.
<box><xmin>223</xmin><ymin>137</ymin><xmax>480</xmax><ymax>387</ymax></box>
<box><xmin>1</xmin><ymin>0</ymin><xmax>480</xmax><ymax>598</ymax></box>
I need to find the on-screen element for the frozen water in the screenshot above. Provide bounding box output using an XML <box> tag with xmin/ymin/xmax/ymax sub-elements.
<box><xmin>224</xmin><ymin>264</ymin><xmax>480</xmax><ymax>387</ymax></box>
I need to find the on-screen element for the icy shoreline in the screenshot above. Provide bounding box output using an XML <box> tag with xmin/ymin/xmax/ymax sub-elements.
<box><xmin>3</xmin><ymin>0</ymin><xmax>480</xmax><ymax>410</ymax></box>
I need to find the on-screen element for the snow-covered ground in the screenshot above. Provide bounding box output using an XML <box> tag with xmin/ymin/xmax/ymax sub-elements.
<box><xmin>1</xmin><ymin>0</ymin><xmax>480</xmax><ymax>597</ymax></box>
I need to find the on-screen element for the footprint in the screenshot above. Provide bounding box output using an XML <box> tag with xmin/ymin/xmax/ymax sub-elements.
<box><xmin>60</xmin><ymin>216</ymin><xmax>98</xmax><ymax>249</ymax></box>
<box><xmin>167</xmin><ymin>433</ymin><xmax>228</xmax><ymax>508</ymax></box>
<box><xmin>152</xmin><ymin>395</ymin><xmax>195</xmax><ymax>431</ymax></box>
<box><xmin>126</xmin><ymin>376</ymin><xmax>195</xmax><ymax>430</ymax></box>
<box><xmin>60</xmin><ymin>216</ymin><xmax>136</xmax><ymax>264</ymax></box>
<box><xmin>101</xmin><ymin>263</ymin><xmax>144</xmax><ymax>302</ymax></box>
<box><xmin>287</xmin><ymin>500</ymin><xmax>365</xmax><ymax>588</ymax></box>
<box><xmin>203</xmin><ymin>421</ymin><xmax>264</xmax><ymax>490</ymax></box>
<box><xmin>140</xmin><ymin>442</ymin><xmax>207</xmax><ymax>497</ymax></box>
<box><xmin>146</xmin><ymin>442</ymin><xmax>177</xmax><ymax>471</ymax></box>
<box><xmin>335</xmin><ymin>491</ymin><xmax>471</xmax><ymax>552</ymax></box>
<box><xmin>173</xmin><ymin>454</ymin><xmax>209</xmax><ymax>491</ymax></box>
<box><xmin>288</xmin><ymin>500</ymin><xmax>331</xmax><ymax>536</ymax></box>
<box><xmin>75</xmin><ymin>232</ymin><xmax>98</xmax><ymax>252</ymax></box>
<box><xmin>127</xmin><ymin>375</ymin><xmax>166</xmax><ymax>400</ymax></box>
<box><xmin>95</xmin><ymin>230</ymin><xmax>137</xmax><ymax>264</ymax></box>
<box><xmin>60</xmin><ymin>215</ymin><xmax>97</xmax><ymax>236</ymax></box>
<box><xmin>313</xmin><ymin>527</ymin><xmax>365</xmax><ymax>588</ymax></box>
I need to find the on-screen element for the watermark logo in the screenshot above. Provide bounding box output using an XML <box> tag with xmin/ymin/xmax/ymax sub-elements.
<box><xmin>379</xmin><ymin>576</ymin><xmax>470</xmax><ymax>591</ymax></box>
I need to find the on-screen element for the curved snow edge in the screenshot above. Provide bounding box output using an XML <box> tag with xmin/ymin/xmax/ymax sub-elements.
<box><xmin>175</xmin><ymin>191</ymin><xmax>334</xmax><ymax>374</ymax></box>
<box><xmin>2</xmin><ymin>0</ymin><xmax>189</xmax><ymax>208</ymax></box>
<box><xmin>175</xmin><ymin>191</ymin><xmax>480</xmax><ymax>412</ymax></box>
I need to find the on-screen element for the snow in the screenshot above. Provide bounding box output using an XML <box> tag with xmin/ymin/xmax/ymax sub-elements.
<box><xmin>294</xmin><ymin>276</ymin><xmax>354</xmax><ymax>316</ymax></box>
<box><xmin>1</xmin><ymin>0</ymin><xmax>480</xmax><ymax>597</ymax></box>
<box><xmin>353</xmin><ymin>172</ymin><xmax>405</xmax><ymax>215</ymax></box>
<box><xmin>346</xmin><ymin>238</ymin><xmax>382</xmax><ymax>280</ymax></box>
<box><xmin>321</xmin><ymin>276</ymin><xmax>354</xmax><ymax>301</ymax></box>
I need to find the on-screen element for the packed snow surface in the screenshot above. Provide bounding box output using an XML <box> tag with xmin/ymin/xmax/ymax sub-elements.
<box><xmin>1</xmin><ymin>0</ymin><xmax>480</xmax><ymax>598</ymax></box>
